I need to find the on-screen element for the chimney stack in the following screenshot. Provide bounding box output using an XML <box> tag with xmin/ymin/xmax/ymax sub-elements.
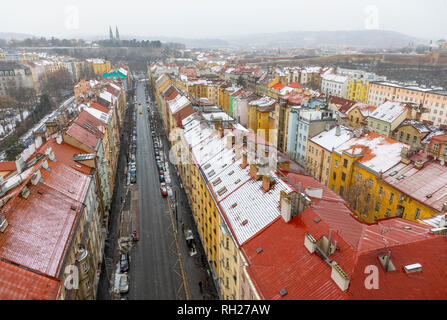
<box><xmin>262</xmin><ymin>175</ymin><xmax>272</xmax><ymax>192</ymax></box>
<box><xmin>335</xmin><ymin>125</ymin><xmax>341</xmax><ymax>137</ymax></box>
<box><xmin>227</xmin><ymin>135</ymin><xmax>236</xmax><ymax>150</ymax></box>
<box><xmin>241</xmin><ymin>152</ymin><xmax>248</xmax><ymax>169</ymax></box>
<box><xmin>249</xmin><ymin>164</ymin><xmax>260</xmax><ymax>180</ymax></box>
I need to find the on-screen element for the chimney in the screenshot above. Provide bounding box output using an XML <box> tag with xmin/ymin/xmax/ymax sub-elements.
<box><xmin>241</xmin><ymin>152</ymin><xmax>248</xmax><ymax>169</ymax></box>
<box><xmin>331</xmin><ymin>262</ymin><xmax>350</xmax><ymax>292</ymax></box>
<box><xmin>277</xmin><ymin>160</ymin><xmax>290</xmax><ymax>172</ymax></box>
<box><xmin>249</xmin><ymin>164</ymin><xmax>260</xmax><ymax>180</ymax></box>
<box><xmin>280</xmin><ymin>191</ymin><xmax>310</xmax><ymax>223</ymax></box>
<box><xmin>227</xmin><ymin>135</ymin><xmax>236</xmax><ymax>150</ymax></box>
<box><xmin>15</xmin><ymin>156</ymin><xmax>25</xmax><ymax>174</ymax></box>
<box><xmin>262</xmin><ymin>175</ymin><xmax>272</xmax><ymax>192</ymax></box>
<box><xmin>335</xmin><ymin>125</ymin><xmax>341</xmax><ymax>137</ymax></box>
<box><xmin>56</xmin><ymin>134</ymin><xmax>63</xmax><ymax>144</ymax></box>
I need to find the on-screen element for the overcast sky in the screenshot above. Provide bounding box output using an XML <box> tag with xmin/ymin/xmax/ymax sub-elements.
<box><xmin>1</xmin><ymin>0</ymin><xmax>447</xmax><ymax>40</ymax></box>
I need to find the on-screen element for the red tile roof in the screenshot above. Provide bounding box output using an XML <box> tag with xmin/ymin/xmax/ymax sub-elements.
<box><xmin>90</xmin><ymin>102</ymin><xmax>109</xmax><ymax>114</ymax></box>
<box><xmin>382</xmin><ymin>160</ymin><xmax>447</xmax><ymax>213</ymax></box>
<box><xmin>243</xmin><ymin>172</ymin><xmax>447</xmax><ymax>299</ymax></box>
<box><xmin>0</xmin><ymin>140</ymin><xmax>91</xmax><ymax>278</ymax></box>
<box><xmin>173</xmin><ymin>104</ymin><xmax>195</xmax><ymax>128</ymax></box>
<box><xmin>66</xmin><ymin>111</ymin><xmax>105</xmax><ymax>150</ymax></box>
<box><xmin>288</xmin><ymin>82</ymin><xmax>302</xmax><ymax>89</ymax></box>
<box><xmin>0</xmin><ymin>259</ymin><xmax>62</xmax><ymax>300</ymax></box>
<box><xmin>272</xmin><ymin>83</ymin><xmax>286</xmax><ymax>91</ymax></box>
<box><xmin>0</xmin><ymin>176</ymin><xmax>87</xmax><ymax>277</ymax></box>
<box><xmin>38</xmin><ymin>138</ymin><xmax>93</xmax><ymax>176</ymax></box>
<box><xmin>329</xmin><ymin>96</ymin><xmax>357</xmax><ymax>114</ymax></box>
<box><xmin>0</xmin><ymin>161</ymin><xmax>16</xmax><ymax>172</ymax></box>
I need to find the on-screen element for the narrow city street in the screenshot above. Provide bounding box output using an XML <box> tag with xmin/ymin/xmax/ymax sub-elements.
<box><xmin>126</xmin><ymin>81</ymin><xmax>180</xmax><ymax>299</ymax></box>
<box><xmin>126</xmin><ymin>80</ymin><xmax>218</xmax><ymax>300</ymax></box>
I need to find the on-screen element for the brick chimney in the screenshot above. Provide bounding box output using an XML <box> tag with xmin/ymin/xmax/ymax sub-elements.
<box><xmin>277</xmin><ymin>160</ymin><xmax>290</xmax><ymax>172</ymax></box>
<box><xmin>241</xmin><ymin>152</ymin><xmax>248</xmax><ymax>169</ymax></box>
<box><xmin>249</xmin><ymin>164</ymin><xmax>260</xmax><ymax>180</ymax></box>
<box><xmin>227</xmin><ymin>135</ymin><xmax>236</xmax><ymax>150</ymax></box>
<box><xmin>262</xmin><ymin>175</ymin><xmax>272</xmax><ymax>192</ymax></box>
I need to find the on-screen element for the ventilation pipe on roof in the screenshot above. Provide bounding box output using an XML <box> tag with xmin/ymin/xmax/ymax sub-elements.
<box><xmin>331</xmin><ymin>261</ymin><xmax>350</xmax><ymax>292</ymax></box>
<box><xmin>30</xmin><ymin>170</ymin><xmax>41</xmax><ymax>186</ymax></box>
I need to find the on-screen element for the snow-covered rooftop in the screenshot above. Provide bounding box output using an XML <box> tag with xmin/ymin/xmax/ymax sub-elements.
<box><xmin>335</xmin><ymin>132</ymin><xmax>409</xmax><ymax>173</ymax></box>
<box><xmin>370</xmin><ymin>101</ymin><xmax>407</xmax><ymax>123</ymax></box>
<box><xmin>310</xmin><ymin>126</ymin><xmax>353</xmax><ymax>151</ymax></box>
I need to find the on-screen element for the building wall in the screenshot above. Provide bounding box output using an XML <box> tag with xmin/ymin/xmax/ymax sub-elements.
<box><xmin>328</xmin><ymin>151</ymin><xmax>437</xmax><ymax>223</ymax></box>
<box><xmin>306</xmin><ymin>141</ymin><xmax>332</xmax><ymax>186</ymax></box>
<box><xmin>92</xmin><ymin>61</ymin><xmax>111</xmax><ymax>77</ymax></box>
<box><xmin>423</xmin><ymin>92</ymin><xmax>447</xmax><ymax>125</ymax></box>
<box><xmin>347</xmin><ymin>79</ymin><xmax>370</xmax><ymax>103</ymax></box>
<box><xmin>347</xmin><ymin>107</ymin><xmax>367</xmax><ymax>128</ymax></box>
<box><xmin>391</xmin><ymin>125</ymin><xmax>428</xmax><ymax>151</ymax></box>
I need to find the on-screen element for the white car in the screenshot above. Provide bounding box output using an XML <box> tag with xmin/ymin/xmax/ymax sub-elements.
<box><xmin>119</xmin><ymin>274</ymin><xmax>129</xmax><ymax>293</ymax></box>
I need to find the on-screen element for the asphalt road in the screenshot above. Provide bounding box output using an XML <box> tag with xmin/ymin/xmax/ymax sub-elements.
<box><xmin>127</xmin><ymin>81</ymin><xmax>181</xmax><ymax>299</ymax></box>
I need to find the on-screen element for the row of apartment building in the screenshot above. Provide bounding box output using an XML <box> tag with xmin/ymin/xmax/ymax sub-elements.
<box><xmin>0</xmin><ymin>50</ymin><xmax>113</xmax><ymax>95</ymax></box>
<box><xmin>0</xmin><ymin>67</ymin><xmax>129</xmax><ymax>299</ymax></box>
<box><xmin>150</xmin><ymin>69</ymin><xmax>447</xmax><ymax>300</ymax></box>
<box><xmin>151</xmin><ymin>59</ymin><xmax>447</xmax><ymax>227</ymax></box>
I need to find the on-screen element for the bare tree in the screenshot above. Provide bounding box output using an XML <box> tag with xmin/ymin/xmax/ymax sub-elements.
<box><xmin>344</xmin><ymin>174</ymin><xmax>379</xmax><ymax>222</ymax></box>
<box><xmin>39</xmin><ymin>68</ymin><xmax>74</xmax><ymax>102</ymax></box>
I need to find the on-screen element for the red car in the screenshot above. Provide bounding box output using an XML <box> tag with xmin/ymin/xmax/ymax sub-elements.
<box><xmin>160</xmin><ymin>183</ymin><xmax>168</xmax><ymax>197</ymax></box>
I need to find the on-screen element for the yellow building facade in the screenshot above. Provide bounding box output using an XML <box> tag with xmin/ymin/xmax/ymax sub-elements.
<box><xmin>92</xmin><ymin>60</ymin><xmax>111</xmax><ymax>77</ymax></box>
<box><xmin>347</xmin><ymin>78</ymin><xmax>370</xmax><ymax>103</ymax></box>
<box><xmin>328</xmin><ymin>133</ymin><xmax>438</xmax><ymax>223</ymax></box>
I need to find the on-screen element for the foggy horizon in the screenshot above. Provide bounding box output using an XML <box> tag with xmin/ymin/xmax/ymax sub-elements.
<box><xmin>1</xmin><ymin>0</ymin><xmax>446</xmax><ymax>41</ymax></box>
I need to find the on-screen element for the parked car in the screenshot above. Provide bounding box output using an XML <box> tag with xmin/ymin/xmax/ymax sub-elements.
<box><xmin>159</xmin><ymin>174</ymin><xmax>165</xmax><ymax>182</ymax></box>
<box><xmin>160</xmin><ymin>183</ymin><xmax>168</xmax><ymax>197</ymax></box>
<box><xmin>131</xmin><ymin>176</ymin><xmax>137</xmax><ymax>184</ymax></box>
<box><xmin>120</xmin><ymin>253</ymin><xmax>129</xmax><ymax>272</ymax></box>
<box><xmin>119</xmin><ymin>274</ymin><xmax>129</xmax><ymax>294</ymax></box>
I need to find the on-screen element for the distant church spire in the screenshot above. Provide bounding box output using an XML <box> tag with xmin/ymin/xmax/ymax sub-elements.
<box><xmin>115</xmin><ymin>26</ymin><xmax>120</xmax><ymax>41</ymax></box>
<box><xmin>109</xmin><ymin>26</ymin><xmax>114</xmax><ymax>41</ymax></box>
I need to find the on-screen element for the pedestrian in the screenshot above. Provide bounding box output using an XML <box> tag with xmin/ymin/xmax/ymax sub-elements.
<box><xmin>198</xmin><ymin>281</ymin><xmax>203</xmax><ymax>294</ymax></box>
<box><xmin>181</xmin><ymin>223</ymin><xmax>185</xmax><ymax>234</ymax></box>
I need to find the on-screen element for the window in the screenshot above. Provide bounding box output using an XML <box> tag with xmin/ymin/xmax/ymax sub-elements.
<box><xmin>341</xmin><ymin>172</ymin><xmax>346</xmax><ymax>181</ymax></box>
<box><xmin>335</xmin><ymin>160</ymin><xmax>338</xmax><ymax>168</ymax></box>
<box><xmin>333</xmin><ymin>172</ymin><xmax>336</xmax><ymax>180</ymax></box>
<box><xmin>375</xmin><ymin>202</ymin><xmax>380</xmax><ymax>212</ymax></box>
<box><xmin>415</xmin><ymin>208</ymin><xmax>421</xmax><ymax>220</ymax></box>
<box><xmin>389</xmin><ymin>193</ymin><xmax>394</xmax><ymax>203</ymax></box>
<box><xmin>385</xmin><ymin>209</ymin><xmax>391</xmax><ymax>217</ymax></box>
<box><xmin>343</xmin><ymin>159</ymin><xmax>348</xmax><ymax>168</ymax></box>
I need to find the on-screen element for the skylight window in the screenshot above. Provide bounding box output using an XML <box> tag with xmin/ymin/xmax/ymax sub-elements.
<box><xmin>217</xmin><ymin>187</ymin><xmax>228</xmax><ymax>196</ymax></box>
<box><xmin>212</xmin><ymin>178</ymin><xmax>222</xmax><ymax>186</ymax></box>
